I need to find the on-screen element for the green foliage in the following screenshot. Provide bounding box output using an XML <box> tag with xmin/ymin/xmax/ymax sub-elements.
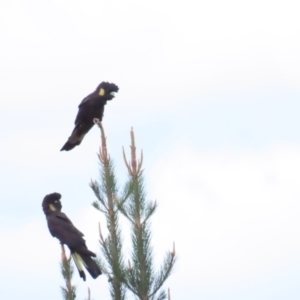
<box><xmin>55</xmin><ymin>120</ymin><xmax>176</xmax><ymax>300</ymax></box>
<box><xmin>90</xmin><ymin>120</ymin><xmax>126</xmax><ymax>300</ymax></box>
<box><xmin>60</xmin><ymin>244</ymin><xmax>76</xmax><ymax>300</ymax></box>
<box><xmin>120</xmin><ymin>130</ymin><xmax>176</xmax><ymax>300</ymax></box>
<box><xmin>91</xmin><ymin>123</ymin><xmax>176</xmax><ymax>300</ymax></box>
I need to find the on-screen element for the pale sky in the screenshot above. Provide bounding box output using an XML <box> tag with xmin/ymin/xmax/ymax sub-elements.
<box><xmin>0</xmin><ymin>1</ymin><xmax>300</xmax><ymax>299</ymax></box>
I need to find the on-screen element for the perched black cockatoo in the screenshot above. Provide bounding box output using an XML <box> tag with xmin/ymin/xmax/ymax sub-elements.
<box><xmin>42</xmin><ymin>192</ymin><xmax>101</xmax><ymax>281</ymax></box>
<box><xmin>61</xmin><ymin>81</ymin><xmax>119</xmax><ymax>151</ymax></box>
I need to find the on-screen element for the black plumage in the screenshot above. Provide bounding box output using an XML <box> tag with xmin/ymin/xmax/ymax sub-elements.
<box><xmin>61</xmin><ymin>81</ymin><xmax>119</xmax><ymax>151</ymax></box>
<box><xmin>42</xmin><ymin>192</ymin><xmax>101</xmax><ymax>281</ymax></box>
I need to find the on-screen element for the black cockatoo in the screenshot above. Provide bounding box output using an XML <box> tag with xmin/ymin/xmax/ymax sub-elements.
<box><xmin>42</xmin><ymin>192</ymin><xmax>101</xmax><ymax>281</ymax></box>
<box><xmin>61</xmin><ymin>81</ymin><xmax>119</xmax><ymax>151</ymax></box>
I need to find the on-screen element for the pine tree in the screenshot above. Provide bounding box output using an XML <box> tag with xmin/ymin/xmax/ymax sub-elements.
<box><xmin>60</xmin><ymin>244</ymin><xmax>76</xmax><ymax>300</ymax></box>
<box><xmin>90</xmin><ymin>120</ymin><xmax>127</xmax><ymax>300</ymax></box>
<box><xmin>56</xmin><ymin>120</ymin><xmax>176</xmax><ymax>300</ymax></box>
<box><xmin>120</xmin><ymin>129</ymin><xmax>176</xmax><ymax>300</ymax></box>
<box><xmin>91</xmin><ymin>121</ymin><xmax>176</xmax><ymax>300</ymax></box>
<box><xmin>60</xmin><ymin>244</ymin><xmax>92</xmax><ymax>300</ymax></box>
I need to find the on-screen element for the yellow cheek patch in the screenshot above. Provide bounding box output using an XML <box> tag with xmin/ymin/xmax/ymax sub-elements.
<box><xmin>49</xmin><ymin>204</ymin><xmax>56</xmax><ymax>211</ymax></box>
<box><xmin>99</xmin><ymin>88</ymin><xmax>105</xmax><ymax>96</ymax></box>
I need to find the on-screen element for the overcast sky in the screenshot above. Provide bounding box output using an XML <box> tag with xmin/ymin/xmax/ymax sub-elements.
<box><xmin>0</xmin><ymin>0</ymin><xmax>300</xmax><ymax>299</ymax></box>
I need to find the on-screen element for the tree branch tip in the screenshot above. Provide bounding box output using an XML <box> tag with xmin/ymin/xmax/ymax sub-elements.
<box><xmin>98</xmin><ymin>222</ymin><xmax>104</xmax><ymax>241</ymax></box>
<box><xmin>86</xmin><ymin>287</ymin><xmax>91</xmax><ymax>300</ymax></box>
<box><xmin>122</xmin><ymin>146</ymin><xmax>132</xmax><ymax>173</ymax></box>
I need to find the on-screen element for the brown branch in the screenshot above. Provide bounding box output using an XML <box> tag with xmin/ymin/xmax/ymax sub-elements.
<box><xmin>98</xmin><ymin>222</ymin><xmax>105</xmax><ymax>243</ymax></box>
<box><xmin>171</xmin><ymin>242</ymin><xmax>176</xmax><ymax>257</ymax></box>
<box><xmin>122</xmin><ymin>127</ymin><xmax>143</xmax><ymax>176</ymax></box>
<box><xmin>94</xmin><ymin>118</ymin><xmax>110</xmax><ymax>163</ymax></box>
<box><xmin>130</xmin><ymin>127</ymin><xmax>137</xmax><ymax>174</ymax></box>
<box><xmin>85</xmin><ymin>287</ymin><xmax>91</xmax><ymax>300</ymax></box>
